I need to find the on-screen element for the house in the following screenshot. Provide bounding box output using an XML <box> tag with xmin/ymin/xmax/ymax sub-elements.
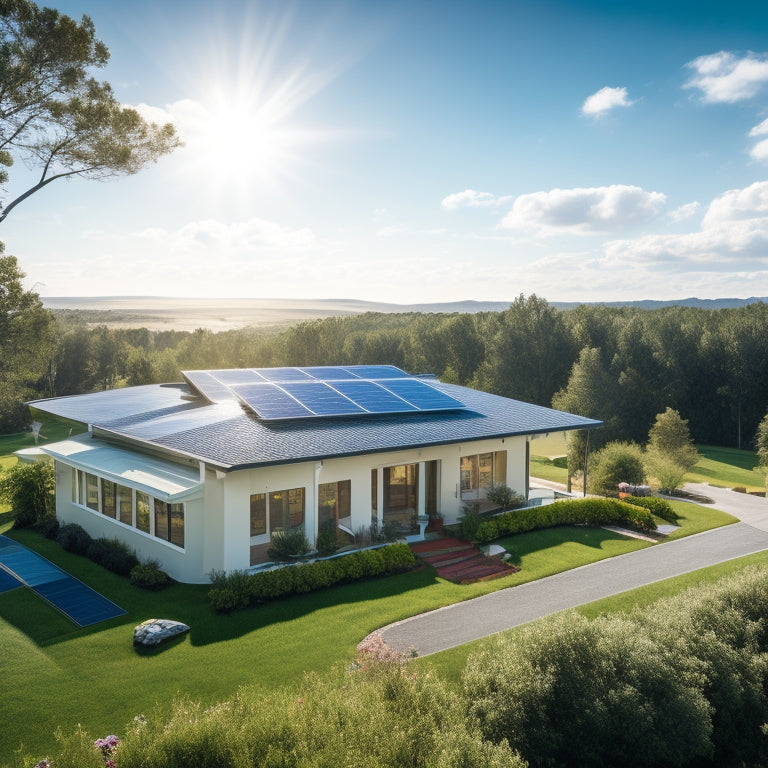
<box><xmin>29</xmin><ymin>366</ymin><xmax>601</xmax><ymax>583</ymax></box>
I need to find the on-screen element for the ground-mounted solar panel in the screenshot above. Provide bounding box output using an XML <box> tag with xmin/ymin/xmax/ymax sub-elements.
<box><xmin>332</xmin><ymin>380</ymin><xmax>420</xmax><ymax>413</ymax></box>
<box><xmin>383</xmin><ymin>378</ymin><xmax>467</xmax><ymax>411</ymax></box>
<box><xmin>231</xmin><ymin>383</ymin><xmax>314</xmax><ymax>419</ymax></box>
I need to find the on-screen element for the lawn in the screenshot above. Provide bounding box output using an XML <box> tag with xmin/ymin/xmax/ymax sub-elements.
<box><xmin>0</xmin><ymin>495</ymin><xmax>736</xmax><ymax>760</ymax></box>
<box><xmin>686</xmin><ymin>444</ymin><xmax>765</xmax><ymax>492</ymax></box>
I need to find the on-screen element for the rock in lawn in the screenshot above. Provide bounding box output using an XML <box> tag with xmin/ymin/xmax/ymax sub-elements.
<box><xmin>133</xmin><ymin>618</ymin><xmax>190</xmax><ymax>647</ymax></box>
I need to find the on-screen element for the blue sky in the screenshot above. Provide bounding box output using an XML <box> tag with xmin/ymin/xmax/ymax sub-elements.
<box><xmin>3</xmin><ymin>0</ymin><xmax>768</xmax><ymax>303</ymax></box>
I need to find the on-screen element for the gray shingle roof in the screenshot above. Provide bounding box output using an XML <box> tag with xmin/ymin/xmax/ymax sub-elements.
<box><xmin>30</xmin><ymin>377</ymin><xmax>602</xmax><ymax>471</ymax></box>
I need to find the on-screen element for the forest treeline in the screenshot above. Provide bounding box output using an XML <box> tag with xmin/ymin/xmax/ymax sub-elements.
<box><xmin>6</xmin><ymin>288</ymin><xmax>768</xmax><ymax>452</ymax></box>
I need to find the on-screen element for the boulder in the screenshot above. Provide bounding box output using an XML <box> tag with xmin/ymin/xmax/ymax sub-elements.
<box><xmin>133</xmin><ymin>618</ymin><xmax>190</xmax><ymax>647</ymax></box>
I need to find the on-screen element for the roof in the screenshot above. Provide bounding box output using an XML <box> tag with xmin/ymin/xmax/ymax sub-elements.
<box><xmin>39</xmin><ymin>435</ymin><xmax>203</xmax><ymax>502</ymax></box>
<box><xmin>29</xmin><ymin>370</ymin><xmax>602</xmax><ymax>471</ymax></box>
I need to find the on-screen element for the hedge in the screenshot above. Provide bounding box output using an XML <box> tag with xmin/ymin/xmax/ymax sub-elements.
<box><xmin>468</xmin><ymin>498</ymin><xmax>656</xmax><ymax>545</ymax></box>
<box><xmin>208</xmin><ymin>542</ymin><xmax>417</xmax><ymax>613</ymax></box>
<box><xmin>620</xmin><ymin>494</ymin><xmax>679</xmax><ymax>522</ymax></box>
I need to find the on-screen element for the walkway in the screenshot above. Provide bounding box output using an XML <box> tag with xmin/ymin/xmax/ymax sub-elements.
<box><xmin>378</xmin><ymin>484</ymin><xmax>768</xmax><ymax>656</ymax></box>
<box><xmin>0</xmin><ymin>535</ymin><xmax>126</xmax><ymax>627</ymax></box>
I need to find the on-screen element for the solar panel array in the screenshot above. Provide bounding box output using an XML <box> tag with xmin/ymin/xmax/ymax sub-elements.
<box><xmin>182</xmin><ymin>366</ymin><xmax>466</xmax><ymax>421</ymax></box>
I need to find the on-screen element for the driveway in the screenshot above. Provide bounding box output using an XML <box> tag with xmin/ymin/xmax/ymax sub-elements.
<box><xmin>377</xmin><ymin>484</ymin><xmax>768</xmax><ymax>656</ymax></box>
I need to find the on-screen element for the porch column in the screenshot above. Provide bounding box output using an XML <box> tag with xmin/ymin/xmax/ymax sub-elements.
<box><xmin>308</xmin><ymin>462</ymin><xmax>321</xmax><ymax>546</ymax></box>
<box><xmin>376</xmin><ymin>467</ymin><xmax>384</xmax><ymax>525</ymax></box>
<box><xmin>418</xmin><ymin>461</ymin><xmax>426</xmax><ymax>516</ymax></box>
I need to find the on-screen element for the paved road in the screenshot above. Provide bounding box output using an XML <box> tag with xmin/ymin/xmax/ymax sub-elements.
<box><xmin>378</xmin><ymin>484</ymin><xmax>768</xmax><ymax>656</ymax></box>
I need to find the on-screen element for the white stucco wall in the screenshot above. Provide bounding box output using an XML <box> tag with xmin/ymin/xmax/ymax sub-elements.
<box><xmin>51</xmin><ymin>434</ymin><xmax>532</xmax><ymax>583</ymax></box>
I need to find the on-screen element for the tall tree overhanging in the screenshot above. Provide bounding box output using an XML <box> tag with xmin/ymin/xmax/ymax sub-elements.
<box><xmin>0</xmin><ymin>0</ymin><xmax>181</xmax><ymax>223</ymax></box>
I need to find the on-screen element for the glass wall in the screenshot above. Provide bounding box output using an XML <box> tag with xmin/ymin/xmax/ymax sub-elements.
<box><xmin>318</xmin><ymin>479</ymin><xmax>352</xmax><ymax>541</ymax></box>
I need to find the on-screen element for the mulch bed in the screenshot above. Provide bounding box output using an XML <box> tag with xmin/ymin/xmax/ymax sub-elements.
<box><xmin>410</xmin><ymin>537</ymin><xmax>520</xmax><ymax>584</ymax></box>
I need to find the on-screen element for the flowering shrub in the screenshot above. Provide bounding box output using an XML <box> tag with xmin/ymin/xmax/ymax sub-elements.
<box><xmin>356</xmin><ymin>633</ymin><xmax>416</xmax><ymax>669</ymax></box>
<box><xmin>95</xmin><ymin>734</ymin><xmax>120</xmax><ymax>766</ymax></box>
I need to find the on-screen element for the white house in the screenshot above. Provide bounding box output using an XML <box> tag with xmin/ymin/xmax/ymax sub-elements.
<box><xmin>29</xmin><ymin>365</ymin><xmax>600</xmax><ymax>583</ymax></box>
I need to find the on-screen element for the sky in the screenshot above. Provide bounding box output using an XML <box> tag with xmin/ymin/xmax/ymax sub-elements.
<box><xmin>3</xmin><ymin>0</ymin><xmax>768</xmax><ymax>304</ymax></box>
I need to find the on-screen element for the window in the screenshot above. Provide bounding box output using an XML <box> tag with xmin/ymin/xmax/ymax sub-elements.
<box><xmin>250</xmin><ymin>488</ymin><xmax>306</xmax><ymax>539</ymax></box>
<box><xmin>318</xmin><ymin>480</ymin><xmax>351</xmax><ymax>533</ymax></box>
<box><xmin>118</xmin><ymin>485</ymin><xmax>133</xmax><ymax>526</ymax></box>
<box><xmin>101</xmin><ymin>480</ymin><xmax>117</xmax><ymax>518</ymax></box>
<box><xmin>269</xmin><ymin>488</ymin><xmax>305</xmax><ymax>533</ymax></box>
<box><xmin>155</xmin><ymin>500</ymin><xmax>185</xmax><ymax>548</ymax></box>
<box><xmin>460</xmin><ymin>450</ymin><xmax>507</xmax><ymax>512</ymax></box>
<box><xmin>85</xmin><ymin>473</ymin><xmax>99</xmax><ymax>511</ymax></box>
<box><xmin>250</xmin><ymin>493</ymin><xmax>266</xmax><ymax>536</ymax></box>
<box><xmin>71</xmin><ymin>468</ymin><xmax>184</xmax><ymax>547</ymax></box>
<box><xmin>136</xmin><ymin>491</ymin><xmax>151</xmax><ymax>533</ymax></box>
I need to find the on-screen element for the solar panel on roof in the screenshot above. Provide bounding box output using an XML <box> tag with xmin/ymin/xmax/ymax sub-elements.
<box><xmin>211</xmin><ymin>369</ymin><xmax>267</xmax><ymax>386</ymax></box>
<box><xmin>183</xmin><ymin>371</ymin><xmax>239</xmax><ymax>403</ymax></box>
<box><xmin>332</xmin><ymin>380</ymin><xmax>419</xmax><ymax>413</ymax></box>
<box><xmin>343</xmin><ymin>365</ymin><xmax>410</xmax><ymax>379</ymax></box>
<box><xmin>280</xmin><ymin>382</ymin><xmax>367</xmax><ymax>416</ymax></box>
<box><xmin>254</xmin><ymin>367</ymin><xmax>314</xmax><ymax>382</ymax></box>
<box><xmin>231</xmin><ymin>383</ymin><xmax>314</xmax><ymax>419</ymax></box>
<box><xmin>383</xmin><ymin>378</ymin><xmax>467</xmax><ymax>411</ymax></box>
<box><xmin>182</xmin><ymin>366</ymin><xmax>467</xmax><ymax>420</ymax></box>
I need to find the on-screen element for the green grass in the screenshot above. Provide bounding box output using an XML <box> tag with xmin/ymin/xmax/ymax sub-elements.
<box><xmin>0</xmin><ymin>413</ymin><xmax>85</xmax><ymax>474</ymax></box>
<box><xmin>529</xmin><ymin>454</ymin><xmax>568</xmax><ymax>484</ymax></box>
<box><xmin>685</xmin><ymin>444</ymin><xmax>765</xmax><ymax>492</ymax></box>
<box><xmin>0</xmin><ymin>494</ymin><xmax>736</xmax><ymax>759</ymax></box>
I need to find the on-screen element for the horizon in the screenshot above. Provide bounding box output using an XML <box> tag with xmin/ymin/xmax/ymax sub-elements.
<box><xmin>3</xmin><ymin>0</ymin><xmax>768</xmax><ymax>303</ymax></box>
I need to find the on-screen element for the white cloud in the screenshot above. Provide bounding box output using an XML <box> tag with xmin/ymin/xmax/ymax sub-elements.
<box><xmin>702</xmin><ymin>181</ymin><xmax>768</xmax><ymax>228</ymax></box>
<box><xmin>581</xmin><ymin>86</ymin><xmax>633</xmax><ymax>116</ymax></box>
<box><xmin>441</xmin><ymin>189</ymin><xmax>511</xmax><ymax>210</ymax></box>
<box><xmin>684</xmin><ymin>51</ymin><xmax>768</xmax><ymax>103</ymax></box>
<box><xmin>751</xmin><ymin>139</ymin><xmax>768</xmax><ymax>162</ymax></box>
<box><xmin>669</xmin><ymin>202</ymin><xmax>701</xmax><ymax>222</ymax></box>
<box><xmin>749</xmin><ymin>117</ymin><xmax>768</xmax><ymax>137</ymax></box>
<box><xmin>125</xmin><ymin>102</ymin><xmax>178</xmax><ymax>125</ymax></box>
<box><xmin>500</xmin><ymin>184</ymin><xmax>666</xmax><ymax>234</ymax></box>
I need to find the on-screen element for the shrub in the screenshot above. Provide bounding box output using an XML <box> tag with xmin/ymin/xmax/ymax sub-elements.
<box><xmin>130</xmin><ymin>560</ymin><xmax>172</xmax><ymax>591</ymax></box>
<box><xmin>621</xmin><ymin>495</ymin><xmax>679</xmax><ymax>522</ymax></box>
<box><xmin>87</xmin><ymin>537</ymin><xmax>139</xmax><ymax>576</ymax></box>
<box><xmin>267</xmin><ymin>529</ymin><xmax>311</xmax><ymax>561</ymax></box>
<box><xmin>0</xmin><ymin>460</ymin><xmax>55</xmax><ymax>528</ymax></box>
<box><xmin>55</xmin><ymin>522</ymin><xmax>92</xmax><ymax>554</ymax></box>
<box><xmin>475</xmin><ymin>520</ymin><xmax>499</xmax><ymax>544</ymax></box>
<box><xmin>36</xmin><ymin>514</ymin><xmax>60</xmax><ymax>539</ymax></box>
<box><xmin>458</xmin><ymin>506</ymin><xmax>481</xmax><ymax>541</ymax></box>
<box><xmin>485</xmin><ymin>484</ymin><xmax>525</xmax><ymax>511</ymax></box>
<box><xmin>208</xmin><ymin>543</ymin><xmax>416</xmax><ymax>613</ymax></box>
<box><xmin>588</xmin><ymin>441</ymin><xmax>646</xmax><ymax>495</ymax></box>
<box><xmin>316</xmin><ymin>525</ymin><xmax>339</xmax><ymax>556</ymax></box>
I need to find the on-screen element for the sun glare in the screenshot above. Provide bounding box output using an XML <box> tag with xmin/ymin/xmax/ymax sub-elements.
<box><xmin>168</xmin><ymin>6</ymin><xmax>353</xmax><ymax>203</ymax></box>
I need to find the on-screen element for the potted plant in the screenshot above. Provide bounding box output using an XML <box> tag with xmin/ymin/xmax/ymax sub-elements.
<box><xmin>426</xmin><ymin>510</ymin><xmax>443</xmax><ymax>533</ymax></box>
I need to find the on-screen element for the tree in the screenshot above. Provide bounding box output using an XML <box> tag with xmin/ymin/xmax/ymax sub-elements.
<box><xmin>0</xmin><ymin>458</ymin><xmax>55</xmax><ymax>527</ymax></box>
<box><xmin>647</xmin><ymin>407</ymin><xmax>699</xmax><ymax>471</ymax></box>
<box><xmin>756</xmin><ymin>410</ymin><xmax>768</xmax><ymax>475</ymax></box>
<box><xmin>0</xmin><ymin>0</ymin><xmax>180</xmax><ymax>222</ymax></box>
<box><xmin>0</xmin><ymin>248</ymin><xmax>57</xmax><ymax>430</ymax></box>
<box><xmin>588</xmin><ymin>441</ymin><xmax>646</xmax><ymax>495</ymax></box>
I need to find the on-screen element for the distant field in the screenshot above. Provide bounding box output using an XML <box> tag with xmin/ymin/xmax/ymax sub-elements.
<box><xmin>43</xmin><ymin>296</ymin><xmax>511</xmax><ymax>332</ymax></box>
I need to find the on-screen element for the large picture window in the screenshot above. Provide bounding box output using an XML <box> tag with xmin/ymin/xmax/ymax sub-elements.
<box><xmin>155</xmin><ymin>500</ymin><xmax>185</xmax><ymax>548</ymax></box>
<box><xmin>101</xmin><ymin>480</ymin><xmax>117</xmax><ymax>519</ymax></box>
<box><xmin>383</xmin><ymin>463</ymin><xmax>419</xmax><ymax>532</ymax></box>
<box><xmin>460</xmin><ymin>450</ymin><xmax>507</xmax><ymax>512</ymax></box>
<box><xmin>249</xmin><ymin>487</ymin><xmax>306</xmax><ymax>539</ymax></box>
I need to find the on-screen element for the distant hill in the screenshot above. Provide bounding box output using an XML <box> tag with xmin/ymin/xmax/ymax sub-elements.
<box><xmin>40</xmin><ymin>295</ymin><xmax>768</xmax><ymax>332</ymax></box>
